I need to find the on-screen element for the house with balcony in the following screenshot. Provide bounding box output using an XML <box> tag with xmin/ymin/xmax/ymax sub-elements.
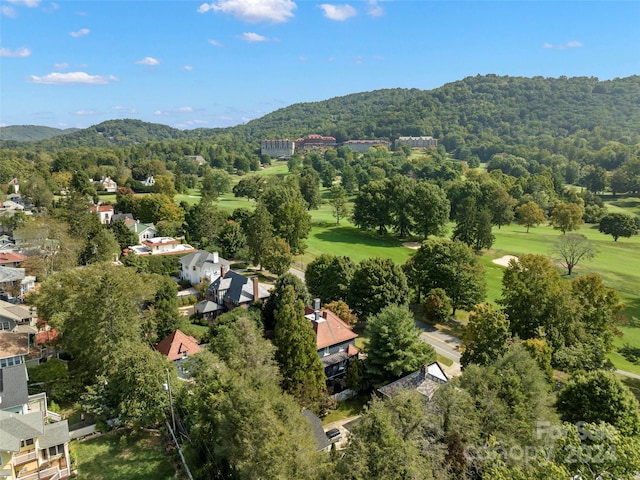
<box><xmin>305</xmin><ymin>299</ymin><xmax>359</xmax><ymax>384</ymax></box>
<box><xmin>0</xmin><ymin>410</ymin><xmax>71</xmax><ymax>480</ymax></box>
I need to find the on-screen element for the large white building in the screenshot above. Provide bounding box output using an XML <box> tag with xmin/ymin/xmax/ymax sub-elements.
<box><xmin>261</xmin><ymin>139</ymin><xmax>295</xmax><ymax>158</ymax></box>
<box><xmin>396</xmin><ymin>136</ymin><xmax>438</xmax><ymax>148</ymax></box>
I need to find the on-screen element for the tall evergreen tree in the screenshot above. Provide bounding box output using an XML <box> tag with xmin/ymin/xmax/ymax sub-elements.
<box><xmin>273</xmin><ymin>286</ymin><xmax>326</xmax><ymax>410</ymax></box>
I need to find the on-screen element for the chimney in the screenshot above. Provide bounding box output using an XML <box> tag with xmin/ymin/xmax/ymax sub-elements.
<box><xmin>212</xmin><ymin>251</ymin><xmax>219</xmax><ymax>263</ymax></box>
<box><xmin>220</xmin><ymin>264</ymin><xmax>226</xmax><ymax>278</ymax></box>
<box><xmin>252</xmin><ymin>277</ymin><xmax>259</xmax><ymax>302</ymax></box>
<box><xmin>313</xmin><ymin>298</ymin><xmax>321</xmax><ymax>322</ymax></box>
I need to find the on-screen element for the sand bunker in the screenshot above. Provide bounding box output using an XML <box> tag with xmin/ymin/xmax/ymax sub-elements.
<box><xmin>492</xmin><ymin>255</ymin><xmax>519</xmax><ymax>267</ymax></box>
<box><xmin>403</xmin><ymin>242</ymin><xmax>422</xmax><ymax>249</ymax></box>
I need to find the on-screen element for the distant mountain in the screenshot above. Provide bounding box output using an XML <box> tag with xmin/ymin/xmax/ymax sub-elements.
<box><xmin>36</xmin><ymin>119</ymin><xmax>186</xmax><ymax>148</ymax></box>
<box><xmin>4</xmin><ymin>75</ymin><xmax>639</xmax><ymax>150</ymax></box>
<box><xmin>0</xmin><ymin>125</ymin><xmax>79</xmax><ymax>141</ymax></box>
<box><xmin>212</xmin><ymin>75</ymin><xmax>640</xmax><ymax>145</ymax></box>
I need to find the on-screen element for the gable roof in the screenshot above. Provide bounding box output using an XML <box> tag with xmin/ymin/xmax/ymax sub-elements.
<box><xmin>39</xmin><ymin>420</ymin><xmax>70</xmax><ymax>449</ymax></box>
<box><xmin>304</xmin><ymin>307</ymin><xmax>358</xmax><ymax>350</ymax></box>
<box><xmin>377</xmin><ymin>362</ymin><xmax>449</xmax><ymax>400</ymax></box>
<box><xmin>0</xmin><ymin>266</ymin><xmax>25</xmax><ymax>283</ymax></box>
<box><xmin>155</xmin><ymin>329</ymin><xmax>202</xmax><ymax>361</ymax></box>
<box><xmin>302</xmin><ymin>409</ymin><xmax>331</xmax><ymax>451</ymax></box>
<box><xmin>128</xmin><ymin>222</ymin><xmax>156</xmax><ymax>235</ymax></box>
<box><xmin>0</xmin><ymin>410</ymin><xmax>43</xmax><ymax>452</ymax></box>
<box><xmin>0</xmin><ymin>252</ymin><xmax>25</xmax><ymax>265</ymax></box>
<box><xmin>208</xmin><ymin>271</ymin><xmax>270</xmax><ymax>306</ymax></box>
<box><xmin>0</xmin><ymin>362</ymin><xmax>29</xmax><ymax>410</ymax></box>
<box><xmin>0</xmin><ymin>300</ymin><xmax>32</xmax><ymax>323</ymax></box>
<box><xmin>179</xmin><ymin>250</ymin><xmax>231</xmax><ymax>271</ymax></box>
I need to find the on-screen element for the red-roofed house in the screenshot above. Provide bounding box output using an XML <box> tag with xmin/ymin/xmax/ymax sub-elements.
<box><xmin>0</xmin><ymin>252</ymin><xmax>25</xmax><ymax>268</ymax></box>
<box><xmin>89</xmin><ymin>204</ymin><xmax>114</xmax><ymax>224</ymax></box>
<box><xmin>305</xmin><ymin>299</ymin><xmax>359</xmax><ymax>383</ymax></box>
<box><xmin>155</xmin><ymin>329</ymin><xmax>202</xmax><ymax>362</ymax></box>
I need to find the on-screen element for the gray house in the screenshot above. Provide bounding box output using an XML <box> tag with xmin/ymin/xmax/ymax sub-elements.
<box><xmin>204</xmin><ymin>266</ymin><xmax>270</xmax><ymax>314</ymax></box>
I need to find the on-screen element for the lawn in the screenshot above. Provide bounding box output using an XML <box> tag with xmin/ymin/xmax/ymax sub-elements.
<box><xmin>73</xmin><ymin>430</ymin><xmax>179</xmax><ymax>480</ymax></box>
<box><xmin>322</xmin><ymin>394</ymin><xmax>370</xmax><ymax>425</ymax></box>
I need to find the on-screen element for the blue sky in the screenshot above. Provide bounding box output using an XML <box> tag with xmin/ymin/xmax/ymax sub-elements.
<box><xmin>1</xmin><ymin>0</ymin><xmax>639</xmax><ymax>130</ymax></box>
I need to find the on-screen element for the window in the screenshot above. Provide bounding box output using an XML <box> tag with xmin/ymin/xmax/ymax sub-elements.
<box><xmin>48</xmin><ymin>445</ymin><xmax>65</xmax><ymax>457</ymax></box>
<box><xmin>0</xmin><ymin>321</ymin><xmax>10</xmax><ymax>331</ymax></box>
<box><xmin>338</xmin><ymin>344</ymin><xmax>345</xmax><ymax>353</ymax></box>
<box><xmin>323</xmin><ymin>347</ymin><xmax>330</xmax><ymax>357</ymax></box>
<box><xmin>21</xmin><ymin>438</ymin><xmax>34</xmax><ymax>448</ymax></box>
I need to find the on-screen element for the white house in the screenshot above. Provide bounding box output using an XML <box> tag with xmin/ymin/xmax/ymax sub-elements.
<box><xmin>89</xmin><ymin>204</ymin><xmax>114</xmax><ymax>224</ymax></box>
<box><xmin>179</xmin><ymin>250</ymin><xmax>231</xmax><ymax>285</ymax></box>
<box><xmin>127</xmin><ymin>237</ymin><xmax>195</xmax><ymax>256</ymax></box>
<box><xmin>128</xmin><ymin>222</ymin><xmax>158</xmax><ymax>244</ymax></box>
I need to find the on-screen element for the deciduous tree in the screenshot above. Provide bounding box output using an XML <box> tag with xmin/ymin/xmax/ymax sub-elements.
<box><xmin>599</xmin><ymin>212</ymin><xmax>639</xmax><ymax>241</ymax></box>
<box><xmin>461</xmin><ymin>304</ymin><xmax>510</xmax><ymax>368</ymax></box>
<box><xmin>515</xmin><ymin>201</ymin><xmax>546</xmax><ymax>232</ymax></box>
<box><xmin>348</xmin><ymin>257</ymin><xmax>409</xmax><ymax>319</ymax></box>
<box><xmin>549</xmin><ymin>233</ymin><xmax>597</xmax><ymax>275</ymax></box>
<box><xmin>549</xmin><ymin>201</ymin><xmax>584</xmax><ymax>234</ymax></box>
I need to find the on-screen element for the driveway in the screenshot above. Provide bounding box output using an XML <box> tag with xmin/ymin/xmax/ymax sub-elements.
<box><xmin>322</xmin><ymin>415</ymin><xmax>360</xmax><ymax>450</ymax></box>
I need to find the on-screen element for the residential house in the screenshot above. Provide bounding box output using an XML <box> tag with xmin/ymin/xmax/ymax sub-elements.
<box><xmin>0</xmin><ymin>235</ymin><xmax>14</xmax><ymax>248</ymax></box>
<box><xmin>302</xmin><ymin>409</ymin><xmax>332</xmax><ymax>452</ymax></box>
<box><xmin>155</xmin><ymin>329</ymin><xmax>202</xmax><ymax>378</ymax></box>
<box><xmin>179</xmin><ymin>250</ymin><xmax>231</xmax><ymax>286</ymax></box>
<box><xmin>204</xmin><ymin>266</ymin><xmax>270</xmax><ymax>314</ymax></box>
<box><xmin>305</xmin><ymin>299</ymin><xmax>359</xmax><ymax>383</ymax></box>
<box><xmin>185</xmin><ymin>155</ymin><xmax>206</xmax><ymax>166</ymax></box>
<box><xmin>110</xmin><ymin>213</ymin><xmax>135</xmax><ymax>226</ymax></box>
<box><xmin>0</xmin><ymin>267</ymin><xmax>36</xmax><ymax>302</ymax></box>
<box><xmin>0</xmin><ymin>332</ymin><xmax>30</xmax><ymax>414</ymax></box>
<box><xmin>128</xmin><ymin>221</ymin><xmax>158</xmax><ymax>244</ymax></box>
<box><xmin>0</xmin><ymin>252</ymin><xmax>25</xmax><ymax>268</ymax></box>
<box><xmin>96</xmin><ymin>176</ymin><xmax>117</xmax><ymax>193</ymax></box>
<box><xmin>0</xmin><ymin>300</ymin><xmax>37</xmax><ymax>334</ymax></box>
<box><xmin>127</xmin><ymin>237</ymin><xmax>195</xmax><ymax>256</ymax></box>
<box><xmin>89</xmin><ymin>204</ymin><xmax>114</xmax><ymax>225</ymax></box>
<box><xmin>142</xmin><ymin>176</ymin><xmax>155</xmax><ymax>187</ymax></box>
<box><xmin>0</xmin><ymin>410</ymin><xmax>71</xmax><ymax>480</ymax></box>
<box><xmin>376</xmin><ymin>362</ymin><xmax>449</xmax><ymax>400</ymax></box>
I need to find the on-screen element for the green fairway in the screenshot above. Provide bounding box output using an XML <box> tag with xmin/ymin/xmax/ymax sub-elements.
<box><xmin>73</xmin><ymin>430</ymin><xmax>177</xmax><ymax>480</ymax></box>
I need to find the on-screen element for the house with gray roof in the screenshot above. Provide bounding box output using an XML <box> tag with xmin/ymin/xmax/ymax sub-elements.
<box><xmin>377</xmin><ymin>362</ymin><xmax>449</xmax><ymax>400</ymax></box>
<box><xmin>0</xmin><ymin>410</ymin><xmax>71</xmax><ymax>480</ymax></box>
<box><xmin>204</xmin><ymin>266</ymin><xmax>270</xmax><ymax>314</ymax></box>
<box><xmin>0</xmin><ymin>267</ymin><xmax>36</xmax><ymax>302</ymax></box>
<box><xmin>179</xmin><ymin>250</ymin><xmax>231</xmax><ymax>285</ymax></box>
<box><xmin>0</xmin><ymin>332</ymin><xmax>30</xmax><ymax>414</ymax></box>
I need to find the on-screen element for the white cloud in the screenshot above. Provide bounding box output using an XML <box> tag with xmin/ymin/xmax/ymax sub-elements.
<box><xmin>135</xmin><ymin>56</ymin><xmax>160</xmax><ymax>65</ymax></box>
<box><xmin>367</xmin><ymin>0</ymin><xmax>383</xmax><ymax>17</ymax></box>
<box><xmin>154</xmin><ymin>106</ymin><xmax>195</xmax><ymax>115</ymax></box>
<box><xmin>69</xmin><ymin>28</ymin><xmax>90</xmax><ymax>37</ymax></box>
<box><xmin>320</xmin><ymin>3</ymin><xmax>356</xmax><ymax>21</ymax></box>
<box><xmin>111</xmin><ymin>106</ymin><xmax>137</xmax><ymax>114</ymax></box>
<box><xmin>241</xmin><ymin>32</ymin><xmax>268</xmax><ymax>42</ymax></box>
<box><xmin>543</xmin><ymin>41</ymin><xmax>583</xmax><ymax>50</ymax></box>
<box><xmin>298</xmin><ymin>56</ymin><xmax>309</xmax><ymax>62</ymax></box>
<box><xmin>327</xmin><ymin>56</ymin><xmax>336</xmax><ymax>62</ymax></box>
<box><xmin>208</xmin><ymin>39</ymin><xmax>223</xmax><ymax>47</ymax></box>
<box><xmin>7</xmin><ymin>0</ymin><xmax>40</xmax><ymax>7</ymax></box>
<box><xmin>27</xmin><ymin>71</ymin><xmax>118</xmax><ymax>85</ymax></box>
<box><xmin>0</xmin><ymin>47</ymin><xmax>31</xmax><ymax>57</ymax></box>
<box><xmin>183</xmin><ymin>65</ymin><xmax>193</xmax><ymax>71</ymax></box>
<box><xmin>176</xmin><ymin>119</ymin><xmax>208</xmax><ymax>129</ymax></box>
<box><xmin>74</xmin><ymin>110</ymin><xmax>99</xmax><ymax>116</ymax></box>
<box><xmin>198</xmin><ymin>0</ymin><xmax>296</xmax><ymax>23</ymax></box>
<box><xmin>1</xmin><ymin>6</ymin><xmax>17</xmax><ymax>17</ymax></box>
<box><xmin>53</xmin><ymin>62</ymin><xmax>68</xmax><ymax>70</ymax></box>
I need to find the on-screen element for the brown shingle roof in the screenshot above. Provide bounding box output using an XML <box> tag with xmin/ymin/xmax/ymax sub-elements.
<box><xmin>155</xmin><ymin>329</ymin><xmax>202</xmax><ymax>361</ymax></box>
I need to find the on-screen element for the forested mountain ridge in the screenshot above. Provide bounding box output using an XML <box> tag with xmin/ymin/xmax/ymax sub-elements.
<box><xmin>3</xmin><ymin>75</ymin><xmax>640</xmax><ymax>150</ymax></box>
<box><xmin>0</xmin><ymin>125</ymin><xmax>79</xmax><ymax>142</ymax></box>
<box><xmin>197</xmin><ymin>74</ymin><xmax>640</xmax><ymax>145</ymax></box>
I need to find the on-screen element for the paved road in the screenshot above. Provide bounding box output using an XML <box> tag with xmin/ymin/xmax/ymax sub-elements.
<box><xmin>288</xmin><ymin>266</ymin><xmax>306</xmax><ymax>281</ymax></box>
<box><xmin>616</xmin><ymin>369</ymin><xmax>640</xmax><ymax>380</ymax></box>
<box><xmin>415</xmin><ymin>320</ymin><xmax>462</xmax><ymax>363</ymax></box>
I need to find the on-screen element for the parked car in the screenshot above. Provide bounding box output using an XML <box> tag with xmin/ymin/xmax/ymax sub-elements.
<box><xmin>325</xmin><ymin>428</ymin><xmax>341</xmax><ymax>442</ymax></box>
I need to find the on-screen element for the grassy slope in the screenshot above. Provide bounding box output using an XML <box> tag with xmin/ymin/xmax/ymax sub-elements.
<box><xmin>73</xmin><ymin>430</ymin><xmax>177</xmax><ymax>480</ymax></box>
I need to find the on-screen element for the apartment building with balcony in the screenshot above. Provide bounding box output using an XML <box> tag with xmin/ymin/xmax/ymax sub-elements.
<box><xmin>0</xmin><ymin>410</ymin><xmax>71</xmax><ymax>480</ymax></box>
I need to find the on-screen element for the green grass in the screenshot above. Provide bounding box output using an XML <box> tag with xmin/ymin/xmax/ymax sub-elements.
<box><xmin>73</xmin><ymin>430</ymin><xmax>178</xmax><ymax>480</ymax></box>
<box><xmin>437</xmin><ymin>354</ymin><xmax>454</xmax><ymax>367</ymax></box>
<box><xmin>322</xmin><ymin>394</ymin><xmax>370</xmax><ymax>425</ymax></box>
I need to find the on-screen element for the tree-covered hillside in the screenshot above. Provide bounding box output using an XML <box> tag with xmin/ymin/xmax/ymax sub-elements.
<box><xmin>211</xmin><ymin>75</ymin><xmax>640</xmax><ymax>146</ymax></box>
<box><xmin>35</xmin><ymin>119</ymin><xmax>186</xmax><ymax>148</ymax></box>
<box><xmin>0</xmin><ymin>125</ymin><xmax>79</xmax><ymax>142</ymax></box>
<box><xmin>3</xmin><ymin>75</ymin><xmax>639</xmax><ymax>151</ymax></box>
